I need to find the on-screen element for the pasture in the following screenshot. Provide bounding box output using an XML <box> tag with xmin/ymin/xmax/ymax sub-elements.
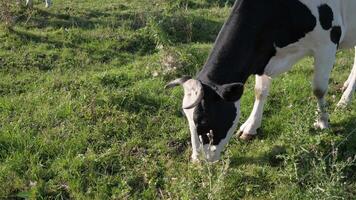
<box><xmin>0</xmin><ymin>0</ymin><xmax>355</xmax><ymax>199</ymax></box>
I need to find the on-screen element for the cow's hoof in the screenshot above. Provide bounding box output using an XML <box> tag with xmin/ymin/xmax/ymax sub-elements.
<box><xmin>191</xmin><ymin>155</ymin><xmax>200</xmax><ymax>163</ymax></box>
<box><xmin>313</xmin><ymin>120</ymin><xmax>329</xmax><ymax>130</ymax></box>
<box><xmin>238</xmin><ymin>132</ymin><xmax>255</xmax><ymax>141</ymax></box>
<box><xmin>336</xmin><ymin>101</ymin><xmax>347</xmax><ymax>109</ymax></box>
<box><xmin>337</xmin><ymin>99</ymin><xmax>350</xmax><ymax>109</ymax></box>
<box><xmin>341</xmin><ymin>86</ymin><xmax>348</xmax><ymax>92</ymax></box>
<box><xmin>238</xmin><ymin>118</ymin><xmax>260</xmax><ymax>139</ymax></box>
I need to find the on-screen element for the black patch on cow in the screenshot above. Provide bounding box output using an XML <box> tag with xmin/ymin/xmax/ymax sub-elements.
<box><xmin>330</xmin><ymin>26</ymin><xmax>342</xmax><ymax>45</ymax></box>
<box><xmin>197</xmin><ymin>0</ymin><xmax>317</xmax><ymax>98</ymax></box>
<box><xmin>318</xmin><ymin>4</ymin><xmax>334</xmax><ymax>30</ymax></box>
<box><xmin>193</xmin><ymin>85</ymin><xmax>237</xmax><ymax>145</ymax></box>
<box><xmin>217</xmin><ymin>82</ymin><xmax>244</xmax><ymax>101</ymax></box>
<box><xmin>188</xmin><ymin>0</ymin><xmax>317</xmax><ymax>143</ymax></box>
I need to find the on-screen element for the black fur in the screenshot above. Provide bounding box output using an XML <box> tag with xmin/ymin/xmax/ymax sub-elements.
<box><xmin>330</xmin><ymin>26</ymin><xmax>342</xmax><ymax>46</ymax></box>
<box><xmin>193</xmin><ymin>85</ymin><xmax>237</xmax><ymax>145</ymax></box>
<box><xmin>217</xmin><ymin>83</ymin><xmax>244</xmax><ymax>101</ymax></box>
<box><xmin>197</xmin><ymin>0</ymin><xmax>316</xmax><ymax>97</ymax></box>
<box><xmin>192</xmin><ymin>0</ymin><xmax>317</xmax><ymax>145</ymax></box>
<box><xmin>318</xmin><ymin>4</ymin><xmax>334</xmax><ymax>30</ymax></box>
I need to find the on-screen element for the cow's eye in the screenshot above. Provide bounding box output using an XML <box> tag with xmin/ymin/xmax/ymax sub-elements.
<box><xmin>199</xmin><ymin>118</ymin><xmax>208</xmax><ymax>126</ymax></box>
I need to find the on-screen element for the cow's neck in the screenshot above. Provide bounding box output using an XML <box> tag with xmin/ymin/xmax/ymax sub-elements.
<box><xmin>197</xmin><ymin>0</ymin><xmax>273</xmax><ymax>89</ymax></box>
<box><xmin>197</xmin><ymin>0</ymin><xmax>318</xmax><ymax>96</ymax></box>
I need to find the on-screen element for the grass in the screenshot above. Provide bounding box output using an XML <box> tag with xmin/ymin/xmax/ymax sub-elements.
<box><xmin>0</xmin><ymin>0</ymin><xmax>355</xmax><ymax>199</ymax></box>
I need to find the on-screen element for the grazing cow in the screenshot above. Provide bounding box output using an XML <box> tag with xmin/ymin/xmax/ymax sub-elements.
<box><xmin>26</xmin><ymin>0</ymin><xmax>51</xmax><ymax>8</ymax></box>
<box><xmin>166</xmin><ymin>0</ymin><xmax>356</xmax><ymax>162</ymax></box>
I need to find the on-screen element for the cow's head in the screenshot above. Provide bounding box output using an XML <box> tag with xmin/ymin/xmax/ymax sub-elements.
<box><xmin>166</xmin><ymin>76</ymin><xmax>243</xmax><ymax>162</ymax></box>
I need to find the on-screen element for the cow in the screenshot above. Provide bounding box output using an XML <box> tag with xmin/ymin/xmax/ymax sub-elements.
<box><xmin>26</xmin><ymin>0</ymin><xmax>51</xmax><ymax>8</ymax></box>
<box><xmin>166</xmin><ymin>0</ymin><xmax>356</xmax><ymax>162</ymax></box>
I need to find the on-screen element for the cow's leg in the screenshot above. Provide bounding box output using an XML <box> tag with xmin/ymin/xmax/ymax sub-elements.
<box><xmin>26</xmin><ymin>0</ymin><xmax>32</xmax><ymax>6</ymax></box>
<box><xmin>45</xmin><ymin>0</ymin><xmax>51</xmax><ymax>8</ymax></box>
<box><xmin>313</xmin><ymin>47</ymin><xmax>337</xmax><ymax>129</ymax></box>
<box><xmin>238</xmin><ymin>75</ymin><xmax>271</xmax><ymax>140</ymax></box>
<box><xmin>337</xmin><ymin>47</ymin><xmax>356</xmax><ymax>107</ymax></box>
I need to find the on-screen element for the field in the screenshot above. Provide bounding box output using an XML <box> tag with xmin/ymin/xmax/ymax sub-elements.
<box><xmin>0</xmin><ymin>0</ymin><xmax>355</xmax><ymax>199</ymax></box>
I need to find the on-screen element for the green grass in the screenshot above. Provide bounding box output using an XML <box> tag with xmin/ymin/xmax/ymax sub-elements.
<box><xmin>0</xmin><ymin>0</ymin><xmax>355</xmax><ymax>199</ymax></box>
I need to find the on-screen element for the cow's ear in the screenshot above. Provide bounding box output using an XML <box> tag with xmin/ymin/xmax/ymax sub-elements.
<box><xmin>165</xmin><ymin>77</ymin><xmax>204</xmax><ymax>109</ymax></box>
<box><xmin>181</xmin><ymin>79</ymin><xmax>204</xmax><ymax>109</ymax></box>
<box><xmin>217</xmin><ymin>83</ymin><xmax>244</xmax><ymax>102</ymax></box>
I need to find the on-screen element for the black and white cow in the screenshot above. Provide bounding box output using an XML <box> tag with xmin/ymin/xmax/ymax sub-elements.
<box><xmin>26</xmin><ymin>0</ymin><xmax>51</xmax><ymax>8</ymax></box>
<box><xmin>166</xmin><ymin>0</ymin><xmax>356</xmax><ymax>162</ymax></box>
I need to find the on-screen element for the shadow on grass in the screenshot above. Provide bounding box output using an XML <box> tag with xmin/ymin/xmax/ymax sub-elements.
<box><xmin>9</xmin><ymin>28</ymin><xmax>74</xmax><ymax>48</ymax></box>
<box><xmin>230</xmin><ymin>145</ymin><xmax>287</xmax><ymax>167</ymax></box>
<box><xmin>17</xmin><ymin>7</ymin><xmax>226</xmax><ymax>47</ymax></box>
<box><xmin>232</xmin><ymin>106</ymin><xmax>355</xmax><ymax>167</ymax></box>
<box><xmin>7</xmin><ymin>27</ymin><xmax>141</xmax><ymax>68</ymax></box>
<box><xmin>27</xmin><ymin>8</ymin><xmax>149</xmax><ymax>30</ymax></box>
<box><xmin>46</xmin><ymin>8</ymin><xmax>226</xmax><ymax>43</ymax></box>
<box><xmin>26</xmin><ymin>8</ymin><xmax>107</xmax><ymax>29</ymax></box>
<box><xmin>168</xmin><ymin>0</ymin><xmax>236</xmax><ymax>9</ymax></box>
<box><xmin>156</xmin><ymin>14</ymin><xmax>223</xmax><ymax>44</ymax></box>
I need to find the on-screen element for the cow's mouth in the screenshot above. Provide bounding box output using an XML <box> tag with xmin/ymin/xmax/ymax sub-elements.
<box><xmin>202</xmin><ymin>144</ymin><xmax>220</xmax><ymax>162</ymax></box>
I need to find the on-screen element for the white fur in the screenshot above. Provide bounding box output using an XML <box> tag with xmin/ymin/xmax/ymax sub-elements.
<box><xmin>239</xmin><ymin>75</ymin><xmax>271</xmax><ymax>136</ymax></box>
<box><xmin>338</xmin><ymin>46</ymin><xmax>356</xmax><ymax>107</ymax></box>
<box><xmin>240</xmin><ymin>0</ymin><xmax>356</xmax><ymax>137</ymax></box>
<box><xmin>312</xmin><ymin>46</ymin><xmax>337</xmax><ymax>129</ymax></box>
